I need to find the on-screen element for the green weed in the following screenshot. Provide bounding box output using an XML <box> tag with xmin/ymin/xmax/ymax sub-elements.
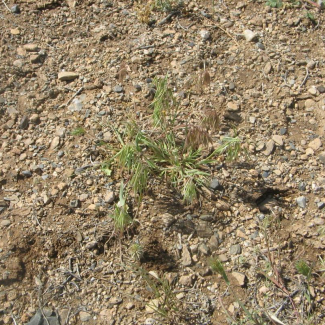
<box><xmin>110</xmin><ymin>181</ymin><xmax>133</xmax><ymax>235</ymax></box>
<box><xmin>296</xmin><ymin>259</ymin><xmax>312</xmax><ymax>281</ymax></box>
<box><xmin>71</xmin><ymin>127</ymin><xmax>85</xmax><ymax>136</ymax></box>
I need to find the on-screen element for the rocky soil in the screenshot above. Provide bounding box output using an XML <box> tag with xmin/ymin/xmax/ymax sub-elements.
<box><xmin>1</xmin><ymin>0</ymin><xmax>325</xmax><ymax>324</ymax></box>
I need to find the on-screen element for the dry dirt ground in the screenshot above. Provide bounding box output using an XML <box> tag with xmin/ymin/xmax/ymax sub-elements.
<box><xmin>1</xmin><ymin>0</ymin><xmax>325</xmax><ymax>324</ymax></box>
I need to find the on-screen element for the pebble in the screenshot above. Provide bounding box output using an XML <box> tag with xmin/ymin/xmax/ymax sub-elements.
<box><xmin>317</xmin><ymin>85</ymin><xmax>325</xmax><ymax>93</ymax></box>
<box><xmin>181</xmin><ymin>245</ymin><xmax>192</xmax><ymax>266</ymax></box>
<box><xmin>308</xmin><ymin>86</ymin><xmax>318</xmax><ymax>96</ymax></box>
<box><xmin>296</xmin><ymin>196</ymin><xmax>307</xmax><ymax>209</ymax></box>
<box><xmin>199</xmin><ymin>30</ymin><xmax>211</xmax><ymax>41</ymax></box>
<box><xmin>307</xmin><ymin>60</ymin><xmax>316</xmax><ymax>69</ymax></box>
<box><xmin>318</xmin><ymin>151</ymin><xmax>325</xmax><ymax>164</ymax></box>
<box><xmin>256</xmin><ymin>42</ymin><xmax>265</xmax><ymax>50</ymax></box>
<box><xmin>243</xmin><ymin>29</ymin><xmax>257</xmax><ymax>42</ymax></box>
<box><xmin>11</xmin><ymin>5</ymin><xmax>20</xmax><ymax>13</ymax></box>
<box><xmin>50</xmin><ymin>136</ymin><xmax>61</xmax><ymax>150</ymax></box>
<box><xmin>227</xmin><ymin>102</ymin><xmax>240</xmax><ymax>112</ymax></box>
<box><xmin>272</xmin><ymin>135</ymin><xmax>283</xmax><ymax>146</ymax></box>
<box><xmin>198</xmin><ymin>243</ymin><xmax>210</xmax><ymax>255</ymax></box>
<box><xmin>0</xmin><ymin>219</ymin><xmax>11</xmax><ymax>227</ymax></box>
<box><xmin>263</xmin><ymin>140</ymin><xmax>275</xmax><ymax>156</ymax></box>
<box><xmin>113</xmin><ymin>85</ymin><xmax>124</xmax><ymax>93</ymax></box>
<box><xmin>229</xmin><ymin>244</ymin><xmax>241</xmax><ymax>255</ymax></box>
<box><xmin>179</xmin><ymin>274</ymin><xmax>195</xmax><ymax>286</ymax></box>
<box><xmin>58</xmin><ymin>71</ymin><xmax>79</xmax><ymax>81</ymax></box>
<box><xmin>79</xmin><ymin>311</ymin><xmax>92</xmax><ymax>322</ymax></box>
<box><xmin>23</xmin><ymin>44</ymin><xmax>39</xmax><ymax>52</ymax></box>
<box><xmin>263</xmin><ymin>62</ymin><xmax>272</xmax><ymax>74</ymax></box>
<box><xmin>308</xmin><ymin>138</ymin><xmax>322</xmax><ymax>151</ymax></box>
<box><xmin>232</xmin><ymin>272</ymin><xmax>246</xmax><ymax>286</ymax></box>
<box><xmin>210</xmin><ymin>178</ymin><xmax>223</xmax><ymax>190</ymax></box>
<box><xmin>305</xmin><ymin>99</ymin><xmax>316</xmax><ymax>109</ymax></box>
<box><xmin>19</xmin><ymin>116</ymin><xmax>29</xmax><ymax>130</ymax></box>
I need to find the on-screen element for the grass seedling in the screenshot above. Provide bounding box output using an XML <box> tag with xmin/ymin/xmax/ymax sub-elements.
<box><xmin>296</xmin><ymin>260</ymin><xmax>312</xmax><ymax>281</ymax></box>
<box><xmin>110</xmin><ymin>181</ymin><xmax>132</xmax><ymax>235</ymax></box>
<box><xmin>136</xmin><ymin>267</ymin><xmax>179</xmax><ymax>320</ymax></box>
<box><xmin>71</xmin><ymin>127</ymin><xmax>85</xmax><ymax>136</ymax></box>
<box><xmin>129</xmin><ymin>240</ymin><xmax>144</xmax><ymax>262</ymax></box>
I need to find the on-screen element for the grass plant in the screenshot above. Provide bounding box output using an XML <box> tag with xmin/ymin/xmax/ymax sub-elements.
<box><xmin>106</xmin><ymin>75</ymin><xmax>243</xmax><ymax>204</ymax></box>
<box><xmin>71</xmin><ymin>127</ymin><xmax>85</xmax><ymax>136</ymax></box>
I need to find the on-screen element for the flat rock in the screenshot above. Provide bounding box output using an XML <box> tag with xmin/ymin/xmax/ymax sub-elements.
<box><xmin>23</xmin><ymin>43</ymin><xmax>39</xmax><ymax>52</ymax></box>
<box><xmin>229</xmin><ymin>244</ymin><xmax>241</xmax><ymax>255</ymax></box>
<box><xmin>232</xmin><ymin>272</ymin><xmax>246</xmax><ymax>286</ymax></box>
<box><xmin>308</xmin><ymin>138</ymin><xmax>322</xmax><ymax>151</ymax></box>
<box><xmin>264</xmin><ymin>62</ymin><xmax>272</xmax><ymax>74</ymax></box>
<box><xmin>181</xmin><ymin>245</ymin><xmax>192</xmax><ymax>266</ymax></box>
<box><xmin>58</xmin><ymin>71</ymin><xmax>79</xmax><ymax>81</ymax></box>
<box><xmin>243</xmin><ymin>29</ymin><xmax>257</xmax><ymax>42</ymax></box>
<box><xmin>296</xmin><ymin>196</ymin><xmax>306</xmax><ymax>209</ymax></box>
<box><xmin>79</xmin><ymin>311</ymin><xmax>92</xmax><ymax>322</ymax></box>
<box><xmin>263</xmin><ymin>139</ymin><xmax>275</xmax><ymax>156</ymax></box>
<box><xmin>272</xmin><ymin>135</ymin><xmax>283</xmax><ymax>146</ymax></box>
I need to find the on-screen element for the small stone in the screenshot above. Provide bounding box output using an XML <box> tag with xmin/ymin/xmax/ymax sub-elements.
<box><xmin>308</xmin><ymin>138</ymin><xmax>322</xmax><ymax>151</ymax></box>
<box><xmin>298</xmin><ymin>182</ymin><xmax>306</xmax><ymax>191</ymax></box>
<box><xmin>19</xmin><ymin>116</ymin><xmax>29</xmax><ymax>130</ymax></box>
<box><xmin>23</xmin><ymin>43</ymin><xmax>39</xmax><ymax>52</ymax></box>
<box><xmin>104</xmin><ymin>191</ymin><xmax>115</xmax><ymax>203</ymax></box>
<box><xmin>249</xmin><ymin>116</ymin><xmax>256</xmax><ymax>124</ymax></box>
<box><xmin>144</xmin><ymin>318</ymin><xmax>156</xmax><ymax>325</ymax></box>
<box><xmin>181</xmin><ymin>245</ymin><xmax>192</xmax><ymax>266</ymax></box>
<box><xmin>30</xmin><ymin>114</ymin><xmax>40</xmax><ymax>124</ymax></box>
<box><xmin>146</xmin><ymin>299</ymin><xmax>160</xmax><ymax>314</ymax></box>
<box><xmin>215</xmin><ymin>200</ymin><xmax>231</xmax><ymax>211</ymax></box>
<box><xmin>306</xmin><ymin>147</ymin><xmax>314</xmax><ymax>156</ymax></box>
<box><xmin>113</xmin><ymin>85</ymin><xmax>124</xmax><ymax>93</ymax></box>
<box><xmin>199</xmin><ymin>30</ymin><xmax>211</xmax><ymax>41</ymax></box>
<box><xmin>109</xmin><ymin>297</ymin><xmax>123</xmax><ymax>305</ymax></box>
<box><xmin>70</xmin><ymin>199</ymin><xmax>80</xmax><ymax>208</ymax></box>
<box><xmin>256</xmin><ymin>141</ymin><xmax>265</xmax><ymax>151</ymax></box>
<box><xmin>13</xmin><ymin>59</ymin><xmax>23</xmax><ymax>68</ymax></box>
<box><xmin>280</xmin><ymin>127</ymin><xmax>287</xmax><ymax>135</ymax></box>
<box><xmin>30</xmin><ymin>54</ymin><xmax>41</xmax><ymax>64</ymax></box>
<box><xmin>319</xmin><ymin>151</ymin><xmax>325</xmax><ymax>164</ymax></box>
<box><xmin>198</xmin><ymin>243</ymin><xmax>210</xmax><ymax>255</ymax></box>
<box><xmin>227</xmin><ymin>102</ymin><xmax>240</xmax><ymax>112</ymax></box>
<box><xmin>125</xmin><ymin>302</ymin><xmax>135</xmax><ymax>310</ymax></box>
<box><xmin>272</xmin><ymin>135</ymin><xmax>283</xmax><ymax>146</ymax></box>
<box><xmin>210</xmin><ymin>178</ymin><xmax>223</xmax><ymax>191</ymax></box>
<box><xmin>208</xmin><ymin>235</ymin><xmax>219</xmax><ymax>251</ymax></box>
<box><xmin>11</xmin><ymin>5</ymin><xmax>20</xmax><ymax>13</ymax></box>
<box><xmin>307</xmin><ymin>60</ymin><xmax>316</xmax><ymax>69</ymax></box>
<box><xmin>218</xmin><ymin>254</ymin><xmax>229</xmax><ymax>262</ymax></box>
<box><xmin>314</xmin><ymin>217</ymin><xmax>324</xmax><ymax>225</ymax></box>
<box><xmin>232</xmin><ymin>272</ymin><xmax>246</xmax><ymax>286</ymax></box>
<box><xmin>58</xmin><ymin>71</ymin><xmax>79</xmax><ymax>81</ymax></box>
<box><xmin>229</xmin><ymin>244</ymin><xmax>241</xmax><ymax>255</ymax></box>
<box><xmin>308</xmin><ymin>86</ymin><xmax>318</xmax><ymax>96</ymax></box>
<box><xmin>21</xmin><ymin>170</ymin><xmax>32</xmax><ymax>177</ymax></box>
<box><xmin>10</xmin><ymin>28</ymin><xmax>20</xmax><ymax>35</ymax></box>
<box><xmin>0</xmin><ymin>219</ymin><xmax>11</xmax><ymax>227</ymax></box>
<box><xmin>296</xmin><ymin>196</ymin><xmax>307</xmax><ymax>209</ymax></box>
<box><xmin>264</xmin><ymin>62</ymin><xmax>272</xmax><ymax>74</ymax></box>
<box><xmin>179</xmin><ymin>275</ymin><xmax>195</xmax><ymax>286</ymax></box>
<box><xmin>256</xmin><ymin>42</ymin><xmax>265</xmax><ymax>50</ymax></box>
<box><xmin>79</xmin><ymin>311</ymin><xmax>91</xmax><ymax>322</ymax></box>
<box><xmin>305</xmin><ymin>99</ymin><xmax>316</xmax><ymax>109</ymax></box>
<box><xmin>317</xmin><ymin>85</ymin><xmax>325</xmax><ymax>93</ymax></box>
<box><xmin>50</xmin><ymin>136</ymin><xmax>61</xmax><ymax>150</ymax></box>
<box><xmin>229</xmin><ymin>82</ymin><xmax>235</xmax><ymax>90</ymax></box>
<box><xmin>263</xmin><ymin>140</ymin><xmax>275</xmax><ymax>156</ymax></box>
<box><xmin>243</xmin><ymin>29</ymin><xmax>257</xmax><ymax>42</ymax></box>
<box><xmin>317</xmin><ymin>202</ymin><xmax>325</xmax><ymax>209</ymax></box>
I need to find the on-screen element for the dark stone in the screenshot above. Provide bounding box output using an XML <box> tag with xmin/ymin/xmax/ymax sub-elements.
<box><xmin>298</xmin><ymin>182</ymin><xmax>306</xmax><ymax>191</ymax></box>
<box><xmin>11</xmin><ymin>5</ymin><xmax>20</xmax><ymax>13</ymax></box>
<box><xmin>256</xmin><ymin>42</ymin><xmax>265</xmax><ymax>50</ymax></box>
<box><xmin>280</xmin><ymin>127</ymin><xmax>287</xmax><ymax>135</ymax></box>
<box><xmin>21</xmin><ymin>170</ymin><xmax>32</xmax><ymax>177</ymax></box>
<box><xmin>19</xmin><ymin>116</ymin><xmax>29</xmax><ymax>130</ymax></box>
<box><xmin>210</xmin><ymin>178</ymin><xmax>223</xmax><ymax>191</ymax></box>
<box><xmin>113</xmin><ymin>85</ymin><xmax>124</xmax><ymax>93</ymax></box>
<box><xmin>317</xmin><ymin>85</ymin><xmax>325</xmax><ymax>93</ymax></box>
<box><xmin>70</xmin><ymin>200</ymin><xmax>80</xmax><ymax>208</ymax></box>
